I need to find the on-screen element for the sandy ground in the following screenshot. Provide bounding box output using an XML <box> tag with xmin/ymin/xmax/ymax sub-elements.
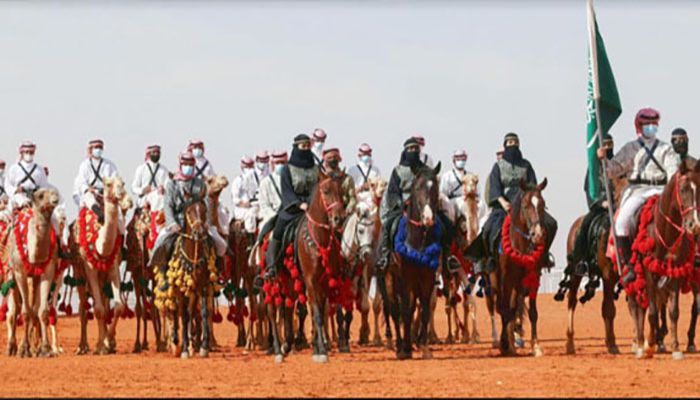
<box><xmin>1</xmin><ymin>293</ymin><xmax>699</xmax><ymax>398</ymax></box>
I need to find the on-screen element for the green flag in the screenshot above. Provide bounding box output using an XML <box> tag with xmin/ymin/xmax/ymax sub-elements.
<box><xmin>586</xmin><ymin>0</ymin><xmax>622</xmax><ymax>201</ymax></box>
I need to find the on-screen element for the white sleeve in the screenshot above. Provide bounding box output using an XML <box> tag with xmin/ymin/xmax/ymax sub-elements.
<box><xmin>34</xmin><ymin>166</ymin><xmax>49</xmax><ymax>189</ymax></box>
<box><xmin>231</xmin><ymin>177</ymin><xmax>248</xmax><ymax>206</ymax></box>
<box><xmin>75</xmin><ymin>161</ymin><xmax>90</xmax><ymax>196</ymax></box>
<box><xmin>663</xmin><ymin>146</ymin><xmax>681</xmax><ymax>177</ymax></box>
<box><xmin>131</xmin><ymin>165</ymin><xmax>146</xmax><ymax>196</ymax></box>
<box><xmin>4</xmin><ymin>167</ymin><xmax>18</xmax><ymax>199</ymax></box>
<box><xmin>439</xmin><ymin>173</ymin><xmax>451</xmax><ymax>198</ymax></box>
<box><xmin>258</xmin><ymin>179</ymin><xmax>275</xmax><ymax>221</ymax></box>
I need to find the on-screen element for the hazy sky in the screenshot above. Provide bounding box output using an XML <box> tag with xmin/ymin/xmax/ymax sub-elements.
<box><xmin>2</xmin><ymin>1</ymin><xmax>700</xmax><ymax>269</ymax></box>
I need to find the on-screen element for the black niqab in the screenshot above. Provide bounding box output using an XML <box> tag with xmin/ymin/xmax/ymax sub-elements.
<box><xmin>502</xmin><ymin>145</ymin><xmax>523</xmax><ymax>164</ymax></box>
<box><xmin>289</xmin><ymin>145</ymin><xmax>315</xmax><ymax>169</ymax></box>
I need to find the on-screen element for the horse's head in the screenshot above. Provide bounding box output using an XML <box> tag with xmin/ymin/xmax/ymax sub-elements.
<box><xmin>317</xmin><ymin>171</ymin><xmax>345</xmax><ymax>229</ymax></box>
<box><xmin>104</xmin><ymin>176</ymin><xmax>133</xmax><ymax>212</ymax></box>
<box><xmin>32</xmin><ymin>188</ymin><xmax>59</xmax><ymax>217</ymax></box>
<box><xmin>184</xmin><ymin>200</ymin><xmax>208</xmax><ymax>238</ymax></box>
<box><xmin>206</xmin><ymin>175</ymin><xmax>229</xmax><ymax>198</ymax></box>
<box><xmin>674</xmin><ymin>161</ymin><xmax>700</xmax><ymax>235</ymax></box>
<box><xmin>369</xmin><ymin>177</ymin><xmax>387</xmax><ymax>201</ymax></box>
<box><xmin>518</xmin><ymin>178</ymin><xmax>548</xmax><ymax>245</ymax></box>
<box><xmin>353</xmin><ymin>202</ymin><xmax>378</xmax><ymax>262</ymax></box>
<box><xmin>410</xmin><ymin>162</ymin><xmax>441</xmax><ymax>228</ymax></box>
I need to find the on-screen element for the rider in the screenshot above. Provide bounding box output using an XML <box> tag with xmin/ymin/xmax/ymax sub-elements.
<box><xmin>347</xmin><ymin>143</ymin><xmax>381</xmax><ymax>192</ymax></box>
<box><xmin>188</xmin><ymin>139</ymin><xmax>216</xmax><ymax>178</ymax></box>
<box><xmin>72</xmin><ymin>139</ymin><xmax>120</xmax><ymax>225</ymax></box>
<box><xmin>597</xmin><ymin>108</ymin><xmax>680</xmax><ymax>284</ymax></box>
<box><xmin>322</xmin><ymin>148</ymin><xmax>356</xmax><ymax>216</ymax></box>
<box><xmin>414</xmin><ymin>135</ymin><xmax>435</xmax><ymax>168</ymax></box>
<box><xmin>376</xmin><ymin>137</ymin><xmax>457</xmax><ymax>272</ymax></box>
<box><xmin>311</xmin><ymin>128</ymin><xmax>327</xmax><ymax>171</ymax></box>
<box><xmin>258</xmin><ymin>150</ymin><xmax>287</xmax><ymax>228</ymax></box>
<box><xmin>150</xmin><ymin>151</ymin><xmax>226</xmax><ymax>267</ymax></box>
<box><xmin>263</xmin><ymin>134</ymin><xmax>319</xmax><ymax>281</ymax></box>
<box><xmin>570</xmin><ymin>133</ymin><xmax>615</xmax><ymax>276</ymax></box>
<box><xmin>671</xmin><ymin>128</ymin><xmax>695</xmax><ymax>167</ymax></box>
<box><xmin>231</xmin><ymin>156</ymin><xmax>260</xmax><ymax>243</ymax></box>
<box><xmin>5</xmin><ymin>141</ymin><xmax>50</xmax><ymax>211</ymax></box>
<box><xmin>131</xmin><ymin>145</ymin><xmax>170</xmax><ymax>208</ymax></box>
<box><xmin>477</xmin><ymin>132</ymin><xmax>558</xmax><ymax>274</ymax></box>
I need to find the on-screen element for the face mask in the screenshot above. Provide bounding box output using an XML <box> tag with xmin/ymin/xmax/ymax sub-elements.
<box><xmin>327</xmin><ymin>159</ymin><xmax>339</xmax><ymax>170</ymax></box>
<box><xmin>275</xmin><ymin>164</ymin><xmax>285</xmax><ymax>174</ymax></box>
<box><xmin>150</xmin><ymin>154</ymin><xmax>161</xmax><ymax>163</ymax></box>
<box><xmin>360</xmin><ymin>155</ymin><xmax>371</xmax><ymax>164</ymax></box>
<box><xmin>181</xmin><ymin>165</ymin><xmax>194</xmax><ymax>177</ymax></box>
<box><xmin>192</xmin><ymin>148</ymin><xmax>204</xmax><ymax>158</ymax></box>
<box><xmin>641</xmin><ymin>124</ymin><xmax>658</xmax><ymax>139</ymax></box>
<box><xmin>314</xmin><ymin>142</ymin><xmax>324</xmax><ymax>151</ymax></box>
<box><xmin>256</xmin><ymin>162</ymin><xmax>267</xmax><ymax>171</ymax></box>
<box><xmin>92</xmin><ymin>148</ymin><xmax>103</xmax><ymax>159</ymax></box>
<box><xmin>22</xmin><ymin>154</ymin><xmax>34</xmax><ymax>163</ymax></box>
<box><xmin>606</xmin><ymin>148</ymin><xmax>614</xmax><ymax>159</ymax></box>
<box><xmin>455</xmin><ymin>160</ymin><xmax>466</xmax><ymax>170</ymax></box>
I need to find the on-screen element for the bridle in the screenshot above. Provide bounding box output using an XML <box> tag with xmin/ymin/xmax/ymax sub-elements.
<box><xmin>655</xmin><ymin>174</ymin><xmax>700</xmax><ymax>252</ymax></box>
<box><xmin>306</xmin><ymin>182</ymin><xmax>342</xmax><ymax>232</ymax></box>
<box><xmin>514</xmin><ymin>192</ymin><xmax>543</xmax><ymax>246</ymax></box>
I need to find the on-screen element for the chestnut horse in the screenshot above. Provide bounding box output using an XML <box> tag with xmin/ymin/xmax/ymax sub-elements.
<box><xmin>382</xmin><ymin>163</ymin><xmax>442</xmax><ymax>360</ymax></box>
<box><xmin>626</xmin><ymin>161</ymin><xmax>700</xmax><ymax>360</ymax></box>
<box><xmin>497</xmin><ymin>178</ymin><xmax>549</xmax><ymax>356</ymax></box>
<box><xmin>267</xmin><ymin>171</ymin><xmax>345</xmax><ymax>363</ymax></box>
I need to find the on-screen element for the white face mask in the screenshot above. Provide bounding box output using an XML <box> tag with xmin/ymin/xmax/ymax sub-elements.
<box><xmin>256</xmin><ymin>162</ymin><xmax>267</xmax><ymax>171</ymax></box>
<box><xmin>455</xmin><ymin>160</ymin><xmax>466</xmax><ymax>170</ymax></box>
<box><xmin>314</xmin><ymin>142</ymin><xmax>324</xmax><ymax>152</ymax></box>
<box><xmin>360</xmin><ymin>155</ymin><xmax>371</xmax><ymax>165</ymax></box>
<box><xmin>192</xmin><ymin>148</ymin><xmax>204</xmax><ymax>158</ymax></box>
<box><xmin>23</xmin><ymin>153</ymin><xmax>34</xmax><ymax>163</ymax></box>
<box><xmin>275</xmin><ymin>164</ymin><xmax>285</xmax><ymax>174</ymax></box>
<box><xmin>92</xmin><ymin>148</ymin><xmax>103</xmax><ymax>159</ymax></box>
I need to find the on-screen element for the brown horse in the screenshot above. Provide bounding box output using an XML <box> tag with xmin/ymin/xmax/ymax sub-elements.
<box><xmin>291</xmin><ymin>172</ymin><xmax>345</xmax><ymax>363</ymax></box>
<box><xmin>382</xmin><ymin>163</ymin><xmax>442</xmax><ymax>360</ymax></box>
<box><xmin>497</xmin><ymin>178</ymin><xmax>549</xmax><ymax>357</ymax></box>
<box><xmin>561</xmin><ymin>175</ymin><xmax>626</xmax><ymax>355</ymax></box>
<box><xmin>627</xmin><ymin>161</ymin><xmax>700</xmax><ymax>360</ymax></box>
<box><xmin>154</xmin><ymin>200</ymin><xmax>216</xmax><ymax>359</ymax></box>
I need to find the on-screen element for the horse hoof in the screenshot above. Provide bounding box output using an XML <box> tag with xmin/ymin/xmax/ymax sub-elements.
<box><xmin>445</xmin><ymin>336</ymin><xmax>455</xmax><ymax>345</ymax></box>
<box><xmin>180</xmin><ymin>352</ymin><xmax>190</xmax><ymax>360</ymax></box>
<box><xmin>132</xmin><ymin>343</ymin><xmax>142</xmax><ymax>354</ymax></box>
<box><xmin>76</xmin><ymin>345</ymin><xmax>90</xmax><ymax>356</ymax></box>
<box><xmin>313</xmin><ymin>354</ymin><xmax>329</xmax><ymax>364</ymax></box>
<box><xmin>492</xmin><ymin>340</ymin><xmax>500</xmax><ymax>349</ymax></box>
<box><xmin>607</xmin><ymin>345</ymin><xmax>621</xmax><ymax>355</ymax></box>
<box><xmin>397</xmin><ymin>351</ymin><xmax>411</xmax><ymax>360</ymax></box>
<box><xmin>7</xmin><ymin>343</ymin><xmax>17</xmax><ymax>356</ymax></box>
<box><xmin>141</xmin><ymin>342</ymin><xmax>150</xmax><ymax>351</ymax></box>
<box><xmin>635</xmin><ymin>348</ymin><xmax>644</xmax><ymax>359</ymax></box>
<box><xmin>658</xmin><ymin>343</ymin><xmax>667</xmax><ymax>354</ymax></box>
<box><xmin>514</xmin><ymin>338</ymin><xmax>525</xmax><ymax>348</ymax></box>
<box><xmin>421</xmin><ymin>349</ymin><xmax>433</xmax><ymax>360</ymax></box>
<box><xmin>565</xmin><ymin>342</ymin><xmax>576</xmax><ymax>355</ymax></box>
<box><xmin>199</xmin><ymin>349</ymin><xmax>209</xmax><ymax>358</ymax></box>
<box><xmin>687</xmin><ymin>344</ymin><xmax>697</xmax><ymax>353</ymax></box>
<box><xmin>339</xmin><ymin>346</ymin><xmax>350</xmax><ymax>354</ymax></box>
<box><xmin>275</xmin><ymin>354</ymin><xmax>284</xmax><ymax>364</ymax></box>
<box><xmin>672</xmin><ymin>351</ymin><xmax>684</xmax><ymax>361</ymax></box>
<box><xmin>371</xmin><ymin>337</ymin><xmax>383</xmax><ymax>347</ymax></box>
<box><xmin>281</xmin><ymin>343</ymin><xmax>291</xmax><ymax>355</ymax></box>
<box><xmin>533</xmin><ymin>347</ymin><xmax>544</xmax><ymax>358</ymax></box>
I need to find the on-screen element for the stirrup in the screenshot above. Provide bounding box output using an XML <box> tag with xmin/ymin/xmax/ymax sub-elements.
<box><xmin>574</xmin><ymin>261</ymin><xmax>589</xmax><ymax>277</ymax></box>
<box><xmin>447</xmin><ymin>255</ymin><xmax>461</xmax><ymax>272</ymax></box>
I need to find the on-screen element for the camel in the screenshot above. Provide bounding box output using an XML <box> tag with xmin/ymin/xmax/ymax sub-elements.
<box><xmin>6</xmin><ymin>188</ymin><xmax>60</xmax><ymax>357</ymax></box>
<box><xmin>70</xmin><ymin>176</ymin><xmax>133</xmax><ymax>355</ymax></box>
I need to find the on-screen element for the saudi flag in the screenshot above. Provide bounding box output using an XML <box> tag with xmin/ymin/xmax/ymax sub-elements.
<box><xmin>586</xmin><ymin>0</ymin><xmax>622</xmax><ymax>201</ymax></box>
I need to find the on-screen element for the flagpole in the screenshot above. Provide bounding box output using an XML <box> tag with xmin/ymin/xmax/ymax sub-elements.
<box><xmin>588</xmin><ymin>0</ymin><xmax>623</xmax><ymax>277</ymax></box>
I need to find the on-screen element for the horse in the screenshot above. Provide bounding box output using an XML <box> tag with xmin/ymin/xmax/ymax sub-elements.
<box><xmin>381</xmin><ymin>163</ymin><xmax>442</xmax><ymax>360</ymax></box>
<box><xmin>496</xmin><ymin>178</ymin><xmax>549</xmax><ymax>357</ymax></box>
<box><xmin>267</xmin><ymin>171</ymin><xmax>345</xmax><ymax>363</ymax></box>
<box><xmin>560</xmin><ymin>175</ymin><xmax>627</xmax><ymax>355</ymax></box>
<box><xmin>153</xmin><ymin>200</ymin><xmax>217</xmax><ymax>358</ymax></box>
<box><xmin>339</xmin><ymin>197</ymin><xmax>379</xmax><ymax>347</ymax></box>
<box><xmin>625</xmin><ymin>161</ymin><xmax>700</xmax><ymax>360</ymax></box>
<box><xmin>228</xmin><ymin>218</ymin><xmax>261</xmax><ymax>350</ymax></box>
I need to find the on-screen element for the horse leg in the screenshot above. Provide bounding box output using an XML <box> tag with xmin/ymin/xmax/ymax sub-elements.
<box><xmin>199</xmin><ymin>292</ymin><xmax>210</xmax><ymax>357</ymax></box>
<box><xmin>529</xmin><ymin>296</ymin><xmax>542</xmax><ymax>357</ymax></box>
<box><xmin>486</xmin><ymin>290</ymin><xmax>498</xmax><ymax>349</ymax></box>
<box><xmin>445</xmin><ymin>299</ymin><xmax>454</xmax><ymax>344</ymax></box>
<box><xmin>687</xmin><ymin>289</ymin><xmax>699</xmax><ymax>353</ymax></box>
<box><xmin>565</xmin><ymin>275</ymin><xmax>582</xmax><ymax>354</ymax></box>
<box><xmin>180</xmin><ymin>296</ymin><xmax>191</xmax><ymax>359</ymax></box>
<box><xmin>419</xmin><ymin>278</ymin><xmax>433</xmax><ymax>359</ymax></box>
<box><xmin>657</xmin><ymin>301</ymin><xmax>668</xmax><ymax>353</ymax></box>
<box><xmin>602</xmin><ymin>277</ymin><xmax>619</xmax><ymax>354</ymax></box>
<box><xmin>311</xmin><ymin>299</ymin><xmax>329</xmax><ymax>363</ymax></box>
<box><xmin>669</xmin><ymin>288</ymin><xmax>683</xmax><ymax>360</ymax></box>
<box><xmin>294</xmin><ymin>302</ymin><xmax>309</xmax><ymax>350</ymax></box>
<box><xmin>267</xmin><ymin>304</ymin><xmax>283</xmax><ymax>362</ymax></box>
<box><xmin>399</xmin><ymin>282</ymin><xmax>413</xmax><ymax>360</ymax></box>
<box><xmin>428</xmin><ymin>287</ymin><xmax>439</xmax><ymax>344</ymax></box>
<box><xmin>498</xmin><ymin>283</ymin><xmax>517</xmax><ymax>356</ymax></box>
<box><xmin>359</xmin><ymin>286</ymin><xmax>371</xmax><ymax>346</ymax></box>
<box><xmin>644</xmin><ymin>281</ymin><xmax>659</xmax><ymax>359</ymax></box>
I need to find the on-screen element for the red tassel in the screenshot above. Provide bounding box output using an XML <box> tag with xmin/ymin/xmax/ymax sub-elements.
<box><xmin>285</xmin><ymin>298</ymin><xmax>294</xmax><ymax>308</ymax></box>
<box><xmin>242</xmin><ymin>305</ymin><xmax>249</xmax><ymax>318</ymax></box>
<box><xmin>264</xmin><ymin>295</ymin><xmax>272</xmax><ymax>305</ymax></box>
<box><xmin>58</xmin><ymin>302</ymin><xmax>66</xmax><ymax>312</ymax></box>
<box><xmin>328</xmin><ymin>278</ymin><xmax>338</xmax><ymax>289</ymax></box>
<box><xmin>274</xmin><ymin>296</ymin><xmax>282</xmax><ymax>307</ymax></box>
<box><xmin>65</xmin><ymin>304</ymin><xmax>73</xmax><ymax>316</ymax></box>
<box><xmin>298</xmin><ymin>294</ymin><xmax>307</xmax><ymax>304</ymax></box>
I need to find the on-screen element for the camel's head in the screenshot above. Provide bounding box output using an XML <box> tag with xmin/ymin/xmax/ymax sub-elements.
<box><xmin>368</xmin><ymin>177</ymin><xmax>387</xmax><ymax>200</ymax></box>
<box><xmin>462</xmin><ymin>173</ymin><xmax>479</xmax><ymax>198</ymax></box>
<box><xmin>104</xmin><ymin>176</ymin><xmax>133</xmax><ymax>213</ymax></box>
<box><xmin>206</xmin><ymin>175</ymin><xmax>229</xmax><ymax>197</ymax></box>
<box><xmin>32</xmin><ymin>188</ymin><xmax>60</xmax><ymax>217</ymax></box>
